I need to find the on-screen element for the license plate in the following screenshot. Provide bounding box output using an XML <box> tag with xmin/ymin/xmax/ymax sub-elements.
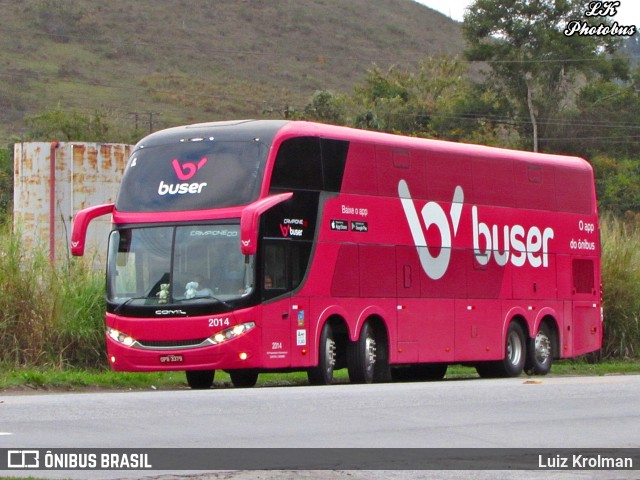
<box><xmin>159</xmin><ymin>354</ymin><xmax>184</xmax><ymax>363</ymax></box>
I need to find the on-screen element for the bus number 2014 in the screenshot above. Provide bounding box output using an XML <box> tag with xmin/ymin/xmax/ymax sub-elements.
<box><xmin>209</xmin><ymin>317</ymin><xmax>230</xmax><ymax>327</ymax></box>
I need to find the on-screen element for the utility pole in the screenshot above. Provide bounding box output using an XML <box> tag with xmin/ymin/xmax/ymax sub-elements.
<box><xmin>129</xmin><ymin>112</ymin><xmax>160</xmax><ymax>133</ymax></box>
<box><xmin>148</xmin><ymin>112</ymin><xmax>160</xmax><ymax>133</ymax></box>
<box><xmin>129</xmin><ymin>112</ymin><xmax>139</xmax><ymax>131</ymax></box>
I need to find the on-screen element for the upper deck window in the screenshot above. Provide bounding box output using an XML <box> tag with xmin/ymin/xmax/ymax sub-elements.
<box><xmin>116</xmin><ymin>139</ymin><xmax>267</xmax><ymax>212</ymax></box>
<box><xmin>270</xmin><ymin>137</ymin><xmax>348</xmax><ymax>192</ymax></box>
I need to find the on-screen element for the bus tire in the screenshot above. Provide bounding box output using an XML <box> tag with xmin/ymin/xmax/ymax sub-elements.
<box><xmin>525</xmin><ymin>323</ymin><xmax>553</xmax><ymax>375</ymax></box>
<box><xmin>500</xmin><ymin>322</ymin><xmax>526</xmax><ymax>377</ymax></box>
<box><xmin>308</xmin><ymin>323</ymin><xmax>336</xmax><ymax>385</ymax></box>
<box><xmin>230</xmin><ymin>370</ymin><xmax>259</xmax><ymax>388</ymax></box>
<box><xmin>347</xmin><ymin>322</ymin><xmax>377</xmax><ymax>384</ymax></box>
<box><xmin>476</xmin><ymin>322</ymin><xmax>526</xmax><ymax>378</ymax></box>
<box><xmin>185</xmin><ymin>370</ymin><xmax>215</xmax><ymax>389</ymax></box>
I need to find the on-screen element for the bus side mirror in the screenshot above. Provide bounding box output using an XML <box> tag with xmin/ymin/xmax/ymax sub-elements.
<box><xmin>240</xmin><ymin>192</ymin><xmax>293</xmax><ymax>255</ymax></box>
<box><xmin>71</xmin><ymin>203</ymin><xmax>115</xmax><ymax>256</ymax></box>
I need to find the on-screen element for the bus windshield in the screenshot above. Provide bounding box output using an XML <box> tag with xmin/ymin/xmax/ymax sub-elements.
<box><xmin>107</xmin><ymin>224</ymin><xmax>254</xmax><ymax>306</ymax></box>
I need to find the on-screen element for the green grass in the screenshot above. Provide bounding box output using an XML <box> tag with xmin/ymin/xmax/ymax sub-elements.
<box><xmin>0</xmin><ymin>367</ymin><xmax>187</xmax><ymax>392</ymax></box>
<box><xmin>2</xmin><ymin>360</ymin><xmax>638</xmax><ymax>393</ymax></box>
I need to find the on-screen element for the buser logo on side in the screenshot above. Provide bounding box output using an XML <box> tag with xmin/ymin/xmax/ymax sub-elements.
<box><xmin>398</xmin><ymin>179</ymin><xmax>555</xmax><ymax>280</ymax></box>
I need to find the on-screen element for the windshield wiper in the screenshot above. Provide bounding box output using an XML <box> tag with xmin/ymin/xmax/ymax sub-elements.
<box><xmin>114</xmin><ymin>291</ymin><xmax>236</xmax><ymax>312</ymax></box>
<box><xmin>113</xmin><ymin>296</ymin><xmax>151</xmax><ymax>314</ymax></box>
<box><xmin>175</xmin><ymin>295</ymin><xmax>231</xmax><ymax>308</ymax></box>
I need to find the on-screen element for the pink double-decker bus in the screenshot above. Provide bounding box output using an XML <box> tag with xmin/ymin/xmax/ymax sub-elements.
<box><xmin>71</xmin><ymin>120</ymin><xmax>602</xmax><ymax>388</ymax></box>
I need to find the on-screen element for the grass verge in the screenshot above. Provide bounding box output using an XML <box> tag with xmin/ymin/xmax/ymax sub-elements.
<box><xmin>1</xmin><ymin>359</ymin><xmax>638</xmax><ymax>393</ymax></box>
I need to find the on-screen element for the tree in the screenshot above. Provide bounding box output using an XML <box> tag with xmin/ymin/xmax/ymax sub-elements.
<box><xmin>568</xmin><ymin>77</ymin><xmax>640</xmax><ymax>158</ymax></box>
<box><xmin>414</xmin><ymin>56</ymin><xmax>514</xmax><ymax>144</ymax></box>
<box><xmin>297</xmin><ymin>90</ymin><xmax>347</xmax><ymax>125</ymax></box>
<box><xmin>593</xmin><ymin>155</ymin><xmax>640</xmax><ymax>215</ymax></box>
<box><xmin>297</xmin><ymin>56</ymin><xmax>515</xmax><ymax>145</ymax></box>
<box><xmin>350</xmin><ymin>64</ymin><xmax>429</xmax><ymax>133</ymax></box>
<box><xmin>463</xmin><ymin>0</ymin><xmax>629</xmax><ymax>152</ymax></box>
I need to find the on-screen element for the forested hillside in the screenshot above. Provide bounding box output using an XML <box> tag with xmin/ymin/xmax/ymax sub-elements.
<box><xmin>0</xmin><ymin>0</ymin><xmax>463</xmax><ymax>141</ymax></box>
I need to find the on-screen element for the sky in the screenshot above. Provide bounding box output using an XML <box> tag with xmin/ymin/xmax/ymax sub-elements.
<box><xmin>415</xmin><ymin>0</ymin><xmax>640</xmax><ymax>26</ymax></box>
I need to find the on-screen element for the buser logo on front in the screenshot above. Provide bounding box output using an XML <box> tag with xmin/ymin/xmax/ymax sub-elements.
<box><xmin>398</xmin><ymin>180</ymin><xmax>554</xmax><ymax>280</ymax></box>
<box><xmin>158</xmin><ymin>157</ymin><xmax>208</xmax><ymax>196</ymax></box>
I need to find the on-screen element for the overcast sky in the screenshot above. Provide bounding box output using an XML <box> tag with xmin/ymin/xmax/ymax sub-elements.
<box><xmin>415</xmin><ymin>0</ymin><xmax>639</xmax><ymax>26</ymax></box>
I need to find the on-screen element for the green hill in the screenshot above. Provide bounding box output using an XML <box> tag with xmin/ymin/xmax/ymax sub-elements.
<box><xmin>0</xmin><ymin>0</ymin><xmax>464</xmax><ymax>141</ymax></box>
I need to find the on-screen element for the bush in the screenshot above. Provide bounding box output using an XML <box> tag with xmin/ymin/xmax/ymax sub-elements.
<box><xmin>600</xmin><ymin>214</ymin><xmax>640</xmax><ymax>358</ymax></box>
<box><xmin>0</xmin><ymin>220</ymin><xmax>105</xmax><ymax>369</ymax></box>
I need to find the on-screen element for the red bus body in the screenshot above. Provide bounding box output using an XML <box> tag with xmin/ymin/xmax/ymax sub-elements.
<box><xmin>71</xmin><ymin>120</ymin><xmax>602</xmax><ymax>386</ymax></box>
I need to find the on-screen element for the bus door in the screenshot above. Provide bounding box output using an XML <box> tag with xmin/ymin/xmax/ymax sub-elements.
<box><xmin>259</xmin><ymin>292</ymin><xmax>311</xmax><ymax>369</ymax></box>
<box><xmin>261</xmin><ymin>298</ymin><xmax>292</xmax><ymax>368</ymax></box>
<box><xmin>261</xmin><ymin>240</ymin><xmax>292</xmax><ymax>367</ymax></box>
<box><xmin>261</xmin><ymin>238</ymin><xmax>313</xmax><ymax>368</ymax></box>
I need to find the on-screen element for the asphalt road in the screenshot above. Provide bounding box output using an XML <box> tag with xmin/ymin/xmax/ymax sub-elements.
<box><xmin>1</xmin><ymin>374</ymin><xmax>639</xmax><ymax>479</ymax></box>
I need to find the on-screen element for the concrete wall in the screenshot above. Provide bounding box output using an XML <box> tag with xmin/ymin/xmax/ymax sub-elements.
<box><xmin>13</xmin><ymin>142</ymin><xmax>131</xmax><ymax>265</ymax></box>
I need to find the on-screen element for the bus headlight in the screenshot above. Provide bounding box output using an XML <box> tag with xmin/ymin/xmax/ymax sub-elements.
<box><xmin>209</xmin><ymin>322</ymin><xmax>256</xmax><ymax>345</ymax></box>
<box><xmin>107</xmin><ymin>327</ymin><xmax>137</xmax><ymax>347</ymax></box>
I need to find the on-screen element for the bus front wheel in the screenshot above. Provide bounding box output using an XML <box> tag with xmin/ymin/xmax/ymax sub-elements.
<box><xmin>186</xmin><ymin>370</ymin><xmax>215</xmax><ymax>389</ymax></box>
<box><xmin>229</xmin><ymin>370</ymin><xmax>259</xmax><ymax>388</ymax></box>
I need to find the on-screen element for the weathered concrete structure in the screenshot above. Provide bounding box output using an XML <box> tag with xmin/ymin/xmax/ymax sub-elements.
<box><xmin>13</xmin><ymin>142</ymin><xmax>131</xmax><ymax>264</ymax></box>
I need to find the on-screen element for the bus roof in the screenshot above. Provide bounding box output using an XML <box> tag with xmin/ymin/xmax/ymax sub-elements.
<box><xmin>276</xmin><ymin>120</ymin><xmax>591</xmax><ymax>171</ymax></box>
<box><xmin>136</xmin><ymin>119</ymin><xmax>591</xmax><ymax>172</ymax></box>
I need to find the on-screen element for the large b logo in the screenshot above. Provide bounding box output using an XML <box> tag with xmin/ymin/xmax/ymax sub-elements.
<box><xmin>172</xmin><ymin>157</ymin><xmax>208</xmax><ymax>180</ymax></box>
<box><xmin>398</xmin><ymin>180</ymin><xmax>463</xmax><ymax>280</ymax></box>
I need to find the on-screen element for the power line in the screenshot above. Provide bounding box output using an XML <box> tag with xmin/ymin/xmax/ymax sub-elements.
<box><xmin>2</xmin><ymin>68</ymin><xmax>639</xmax><ymax>133</ymax></box>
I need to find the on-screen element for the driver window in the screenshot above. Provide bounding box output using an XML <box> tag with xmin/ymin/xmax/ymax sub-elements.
<box><xmin>262</xmin><ymin>240</ymin><xmax>312</xmax><ymax>300</ymax></box>
<box><xmin>263</xmin><ymin>242</ymin><xmax>287</xmax><ymax>295</ymax></box>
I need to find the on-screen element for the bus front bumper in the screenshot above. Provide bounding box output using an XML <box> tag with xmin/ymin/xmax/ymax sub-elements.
<box><xmin>105</xmin><ymin>326</ymin><xmax>261</xmax><ymax>372</ymax></box>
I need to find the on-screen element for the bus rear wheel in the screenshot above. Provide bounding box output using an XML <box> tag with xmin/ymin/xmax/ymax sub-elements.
<box><xmin>476</xmin><ymin>322</ymin><xmax>526</xmax><ymax>378</ymax></box>
<box><xmin>308</xmin><ymin>323</ymin><xmax>336</xmax><ymax>385</ymax></box>
<box><xmin>525</xmin><ymin>323</ymin><xmax>553</xmax><ymax>375</ymax></box>
<box><xmin>186</xmin><ymin>370</ymin><xmax>215</xmax><ymax>389</ymax></box>
<box><xmin>347</xmin><ymin>321</ymin><xmax>390</xmax><ymax>384</ymax></box>
<box><xmin>348</xmin><ymin>322</ymin><xmax>376</xmax><ymax>384</ymax></box>
<box><xmin>229</xmin><ymin>370</ymin><xmax>259</xmax><ymax>388</ymax></box>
